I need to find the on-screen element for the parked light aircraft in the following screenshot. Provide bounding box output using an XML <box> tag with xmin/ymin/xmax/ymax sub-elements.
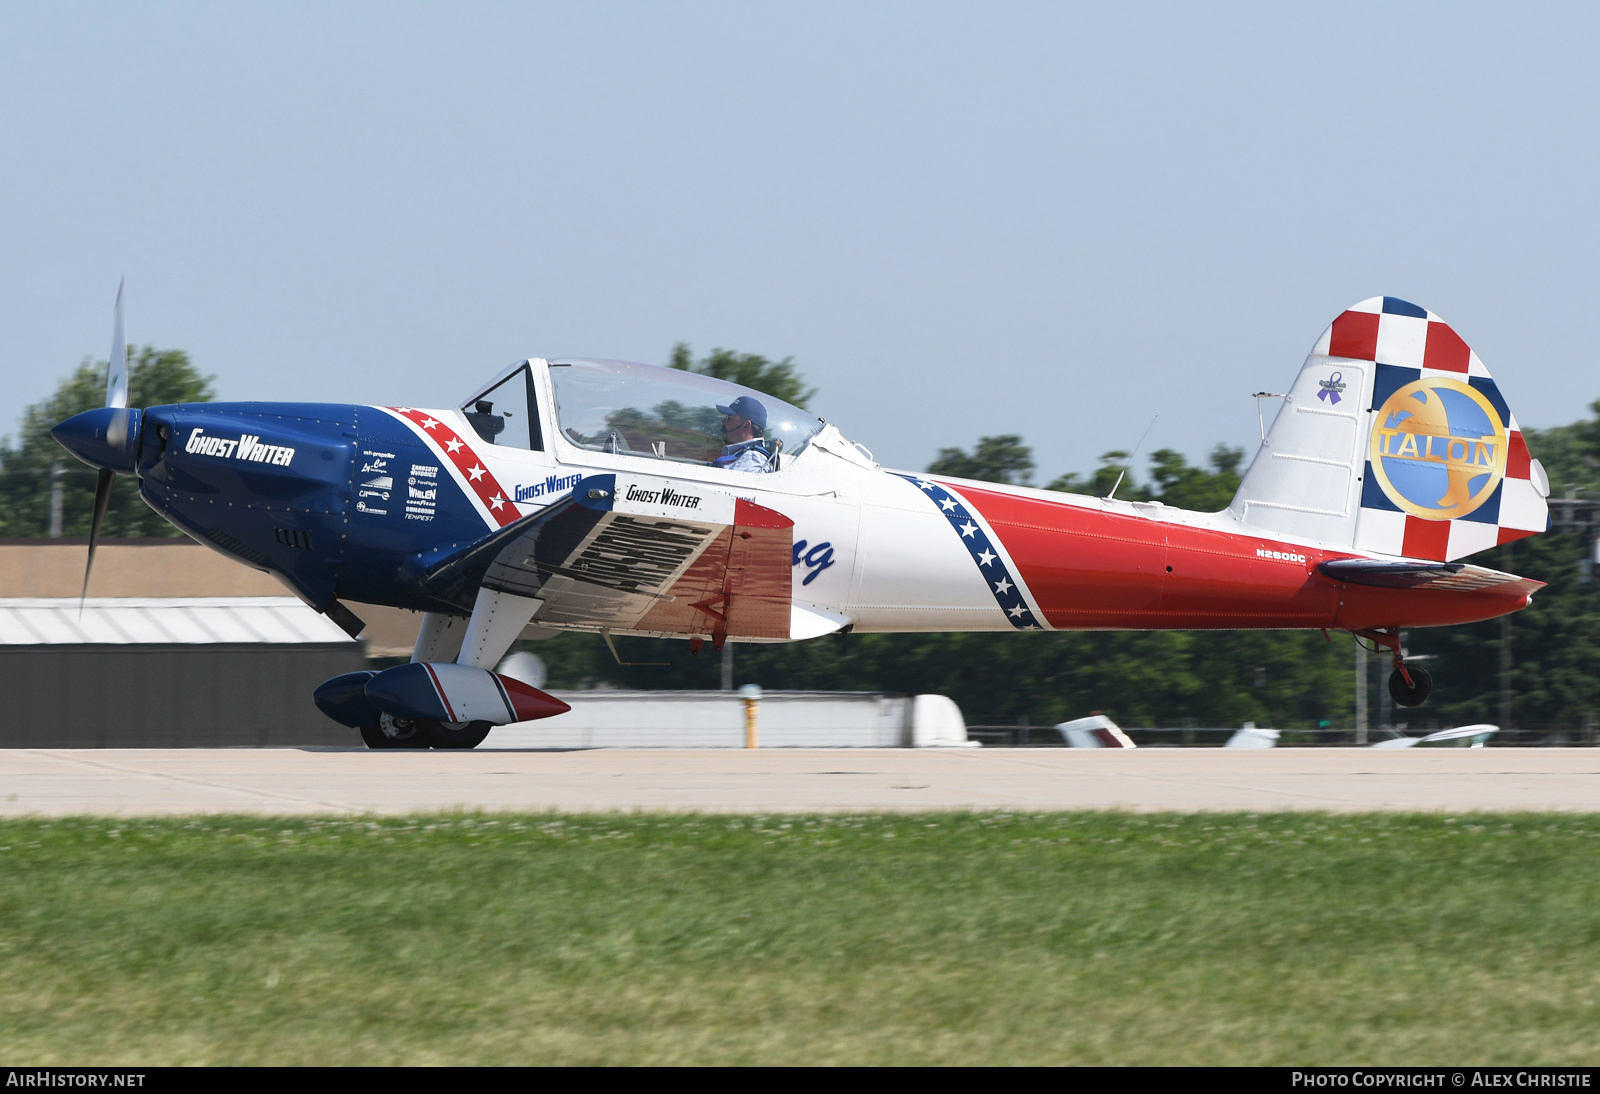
<box><xmin>52</xmin><ymin>293</ymin><xmax>1551</xmax><ymax>748</ymax></box>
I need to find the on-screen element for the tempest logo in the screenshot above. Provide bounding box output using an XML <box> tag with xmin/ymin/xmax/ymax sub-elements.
<box><xmin>515</xmin><ymin>473</ymin><xmax>582</xmax><ymax>503</ymax></box>
<box><xmin>1257</xmin><ymin>547</ymin><xmax>1307</xmax><ymax>565</ymax></box>
<box><xmin>185</xmin><ymin>428</ymin><xmax>296</xmax><ymax>467</ymax></box>
<box><xmin>623</xmin><ymin>483</ymin><xmax>702</xmax><ymax>509</ymax></box>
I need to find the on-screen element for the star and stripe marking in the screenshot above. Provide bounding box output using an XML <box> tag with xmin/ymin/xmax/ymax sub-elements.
<box><xmin>896</xmin><ymin>474</ymin><xmax>1041</xmax><ymax>630</ymax></box>
<box><xmin>384</xmin><ymin>407</ymin><xmax>520</xmax><ymax>527</ymax></box>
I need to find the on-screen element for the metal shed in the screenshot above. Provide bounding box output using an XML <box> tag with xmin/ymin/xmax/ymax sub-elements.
<box><xmin>0</xmin><ymin>597</ymin><xmax>364</xmax><ymax>747</ymax></box>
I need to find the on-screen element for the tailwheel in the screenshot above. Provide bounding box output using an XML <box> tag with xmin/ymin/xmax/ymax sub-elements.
<box><xmin>418</xmin><ymin>718</ymin><xmax>494</xmax><ymax>749</ymax></box>
<box><xmin>361</xmin><ymin>713</ymin><xmax>431</xmax><ymax>749</ymax></box>
<box><xmin>1357</xmin><ymin>628</ymin><xmax>1434</xmax><ymax>709</ymax></box>
<box><xmin>1388</xmin><ymin>664</ymin><xmax>1433</xmax><ymax>708</ymax></box>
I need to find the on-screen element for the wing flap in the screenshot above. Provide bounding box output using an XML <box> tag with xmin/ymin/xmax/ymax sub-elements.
<box><xmin>403</xmin><ymin>473</ymin><xmax>796</xmax><ymax>637</ymax></box>
<box><xmin>637</xmin><ymin>498</ymin><xmax>795</xmax><ymax>639</ymax></box>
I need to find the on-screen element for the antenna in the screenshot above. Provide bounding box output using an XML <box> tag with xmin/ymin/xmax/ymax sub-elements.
<box><xmin>1252</xmin><ymin>392</ymin><xmax>1286</xmax><ymax>442</ymax></box>
<box><xmin>1107</xmin><ymin>414</ymin><xmax>1158</xmax><ymax>501</ymax></box>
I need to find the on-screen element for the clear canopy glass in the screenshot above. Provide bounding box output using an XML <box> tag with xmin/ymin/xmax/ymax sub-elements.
<box><xmin>546</xmin><ymin>359</ymin><xmax>824</xmax><ymax>469</ymax></box>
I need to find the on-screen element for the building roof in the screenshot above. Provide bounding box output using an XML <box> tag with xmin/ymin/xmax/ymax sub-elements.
<box><xmin>0</xmin><ymin>598</ymin><xmax>357</xmax><ymax>646</ymax></box>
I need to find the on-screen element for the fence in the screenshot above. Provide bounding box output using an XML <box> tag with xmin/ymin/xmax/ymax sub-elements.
<box><xmin>965</xmin><ymin>722</ymin><xmax>1600</xmax><ymax>748</ymax></box>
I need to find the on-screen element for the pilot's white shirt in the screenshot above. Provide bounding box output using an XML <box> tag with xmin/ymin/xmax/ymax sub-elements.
<box><xmin>717</xmin><ymin>439</ymin><xmax>773</xmax><ymax>473</ymax></box>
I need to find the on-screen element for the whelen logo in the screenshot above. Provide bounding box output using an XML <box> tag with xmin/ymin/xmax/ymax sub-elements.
<box><xmin>185</xmin><ymin>428</ymin><xmax>296</xmax><ymax>467</ymax></box>
<box><xmin>1257</xmin><ymin>547</ymin><xmax>1308</xmax><ymax>565</ymax></box>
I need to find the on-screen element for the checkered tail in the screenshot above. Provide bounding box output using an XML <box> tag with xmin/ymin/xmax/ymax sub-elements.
<box><xmin>1230</xmin><ymin>297</ymin><xmax>1550</xmax><ymax>562</ymax></box>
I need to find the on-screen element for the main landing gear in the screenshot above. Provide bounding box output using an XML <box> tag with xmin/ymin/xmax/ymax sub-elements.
<box><xmin>1355</xmin><ymin>628</ymin><xmax>1433</xmax><ymax>708</ymax></box>
<box><xmin>360</xmin><ymin>712</ymin><xmax>431</xmax><ymax>749</ymax></box>
<box><xmin>357</xmin><ymin>715</ymin><xmax>492</xmax><ymax>749</ymax></box>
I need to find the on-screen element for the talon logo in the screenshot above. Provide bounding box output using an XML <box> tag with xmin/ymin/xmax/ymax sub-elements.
<box><xmin>1369</xmin><ymin>376</ymin><xmax>1507</xmax><ymax>521</ymax></box>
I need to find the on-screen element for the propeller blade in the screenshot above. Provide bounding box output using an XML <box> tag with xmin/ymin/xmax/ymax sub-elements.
<box><xmin>81</xmin><ymin>467</ymin><xmax>115</xmax><ymax>612</ymax></box>
<box><xmin>106</xmin><ymin>280</ymin><xmax>129</xmax><ymax>447</ymax></box>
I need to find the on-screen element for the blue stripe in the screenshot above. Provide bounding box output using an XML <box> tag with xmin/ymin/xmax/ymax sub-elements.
<box><xmin>488</xmin><ymin>672</ymin><xmax>518</xmax><ymax>722</ymax></box>
<box><xmin>1382</xmin><ymin>297</ymin><xmax>1428</xmax><ymax>318</ymax></box>
<box><xmin>895</xmin><ymin>474</ymin><xmax>1040</xmax><ymax>630</ymax></box>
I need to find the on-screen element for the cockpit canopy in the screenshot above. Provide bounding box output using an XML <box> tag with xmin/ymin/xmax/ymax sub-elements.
<box><xmin>462</xmin><ymin>358</ymin><xmax>824</xmax><ymax>468</ymax></box>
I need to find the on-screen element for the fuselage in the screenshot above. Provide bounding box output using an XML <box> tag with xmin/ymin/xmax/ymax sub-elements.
<box><xmin>121</xmin><ymin>365</ymin><xmax>1534</xmax><ymax>642</ymax></box>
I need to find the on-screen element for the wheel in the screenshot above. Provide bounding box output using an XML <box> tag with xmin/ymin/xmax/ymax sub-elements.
<box><xmin>417</xmin><ymin>718</ymin><xmax>493</xmax><ymax>749</ymax></box>
<box><xmin>360</xmin><ymin>713</ymin><xmax>432</xmax><ymax>749</ymax></box>
<box><xmin>1388</xmin><ymin>665</ymin><xmax>1433</xmax><ymax>708</ymax></box>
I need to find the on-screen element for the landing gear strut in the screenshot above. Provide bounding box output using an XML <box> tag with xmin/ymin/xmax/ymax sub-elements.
<box><xmin>1355</xmin><ymin>628</ymin><xmax>1433</xmax><ymax>708</ymax></box>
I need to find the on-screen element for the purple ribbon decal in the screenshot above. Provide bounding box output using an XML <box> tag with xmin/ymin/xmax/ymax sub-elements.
<box><xmin>1317</xmin><ymin>371</ymin><xmax>1347</xmax><ymax>405</ymax></box>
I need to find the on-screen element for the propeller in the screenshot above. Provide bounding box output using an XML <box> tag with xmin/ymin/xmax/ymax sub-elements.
<box><xmin>82</xmin><ymin>281</ymin><xmax>128</xmax><ymax>609</ymax></box>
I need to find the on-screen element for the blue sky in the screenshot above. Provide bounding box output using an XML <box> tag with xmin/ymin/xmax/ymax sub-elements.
<box><xmin>3</xmin><ymin>2</ymin><xmax>1596</xmax><ymax>482</ymax></box>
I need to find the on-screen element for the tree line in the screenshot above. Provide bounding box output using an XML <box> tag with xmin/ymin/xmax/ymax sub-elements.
<box><xmin>4</xmin><ymin>346</ymin><xmax>1597</xmax><ymax>730</ymax></box>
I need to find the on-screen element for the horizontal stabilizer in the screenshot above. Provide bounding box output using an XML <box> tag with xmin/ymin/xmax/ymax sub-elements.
<box><xmin>1318</xmin><ymin>558</ymin><xmax>1542</xmax><ymax>596</ymax></box>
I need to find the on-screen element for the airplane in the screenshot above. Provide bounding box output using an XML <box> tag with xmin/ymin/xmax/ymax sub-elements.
<box><xmin>51</xmin><ymin>292</ymin><xmax>1551</xmax><ymax>749</ymax></box>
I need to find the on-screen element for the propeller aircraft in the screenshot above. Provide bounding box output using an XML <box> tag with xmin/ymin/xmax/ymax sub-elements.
<box><xmin>52</xmin><ymin>292</ymin><xmax>1551</xmax><ymax>748</ymax></box>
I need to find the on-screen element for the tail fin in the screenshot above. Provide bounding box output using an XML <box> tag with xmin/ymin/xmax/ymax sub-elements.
<box><xmin>1231</xmin><ymin>297</ymin><xmax>1550</xmax><ymax>561</ymax></box>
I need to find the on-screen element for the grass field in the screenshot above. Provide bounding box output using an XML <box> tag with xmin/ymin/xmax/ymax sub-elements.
<box><xmin>2</xmin><ymin>811</ymin><xmax>1599</xmax><ymax>1065</ymax></box>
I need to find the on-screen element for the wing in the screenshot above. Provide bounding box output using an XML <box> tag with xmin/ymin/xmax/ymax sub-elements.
<box><xmin>403</xmin><ymin>473</ymin><xmax>794</xmax><ymax>639</ymax></box>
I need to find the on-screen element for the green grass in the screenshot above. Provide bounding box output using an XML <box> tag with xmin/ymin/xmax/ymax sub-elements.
<box><xmin>3</xmin><ymin>812</ymin><xmax>1599</xmax><ymax>1065</ymax></box>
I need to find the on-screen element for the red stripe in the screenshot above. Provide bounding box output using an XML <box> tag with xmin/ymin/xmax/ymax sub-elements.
<box><xmin>387</xmin><ymin>408</ymin><xmax>520</xmax><ymax>527</ymax></box>
<box><xmin>421</xmin><ymin>662</ymin><xmax>458</xmax><ymax>722</ymax></box>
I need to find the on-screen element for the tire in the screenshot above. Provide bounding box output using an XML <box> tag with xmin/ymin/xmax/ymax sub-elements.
<box><xmin>418</xmin><ymin>719</ymin><xmax>493</xmax><ymax>749</ymax></box>
<box><xmin>1388</xmin><ymin>665</ymin><xmax>1433</xmax><ymax>708</ymax></box>
<box><xmin>361</xmin><ymin>713</ymin><xmax>431</xmax><ymax>749</ymax></box>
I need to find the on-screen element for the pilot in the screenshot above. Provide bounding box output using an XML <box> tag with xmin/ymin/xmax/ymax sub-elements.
<box><xmin>711</xmin><ymin>395</ymin><xmax>774</xmax><ymax>473</ymax></box>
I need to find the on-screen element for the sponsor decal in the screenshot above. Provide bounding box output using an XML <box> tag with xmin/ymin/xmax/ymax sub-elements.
<box><xmin>1257</xmin><ymin>547</ymin><xmax>1308</xmax><ymax>565</ymax></box>
<box><xmin>514</xmin><ymin>472</ymin><xmax>582</xmax><ymax>503</ymax></box>
<box><xmin>1369</xmin><ymin>376</ymin><xmax>1507</xmax><ymax>521</ymax></box>
<box><xmin>1317</xmin><ymin>371</ymin><xmax>1348</xmax><ymax>405</ymax></box>
<box><xmin>360</xmin><ymin>451</ymin><xmax>393</xmax><ymax>474</ymax></box>
<box><xmin>358</xmin><ymin>472</ymin><xmax>392</xmax><ymax>503</ymax></box>
<box><xmin>792</xmin><ymin>539</ymin><xmax>836</xmax><ymax>586</ymax></box>
<box><xmin>356</xmin><ymin>500</ymin><xmax>387</xmax><ymax>515</ymax></box>
<box><xmin>184</xmin><ymin>428</ymin><xmax>296</xmax><ymax>466</ymax></box>
<box><xmin>622</xmin><ymin>483</ymin><xmax>702</xmax><ymax>510</ymax></box>
<box><xmin>405</xmin><ymin>463</ymin><xmax>439</xmax><ymax>521</ymax></box>
<box><xmin>386</xmin><ymin>407</ymin><xmax>519</xmax><ymax>527</ymax></box>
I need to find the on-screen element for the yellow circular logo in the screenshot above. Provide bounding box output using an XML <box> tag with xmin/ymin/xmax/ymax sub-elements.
<box><xmin>1369</xmin><ymin>377</ymin><xmax>1507</xmax><ymax>521</ymax></box>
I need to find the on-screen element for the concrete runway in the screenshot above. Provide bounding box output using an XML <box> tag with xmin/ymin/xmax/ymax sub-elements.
<box><xmin>3</xmin><ymin>747</ymin><xmax>1600</xmax><ymax>815</ymax></box>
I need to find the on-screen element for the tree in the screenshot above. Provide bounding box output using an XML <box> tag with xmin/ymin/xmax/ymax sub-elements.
<box><xmin>1145</xmin><ymin>445</ymin><xmax>1245</xmax><ymax>511</ymax></box>
<box><xmin>927</xmin><ymin>435</ymin><xmax>1035</xmax><ymax>485</ymax></box>
<box><xmin>1524</xmin><ymin>400</ymin><xmax>1600</xmax><ymax>495</ymax></box>
<box><xmin>670</xmin><ymin>343</ymin><xmax>816</xmax><ymax>410</ymax></box>
<box><xmin>0</xmin><ymin>348</ymin><xmax>215</xmax><ymax>537</ymax></box>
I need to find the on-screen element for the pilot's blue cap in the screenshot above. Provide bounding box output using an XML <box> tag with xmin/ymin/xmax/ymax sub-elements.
<box><xmin>716</xmin><ymin>395</ymin><xmax>767</xmax><ymax>430</ymax></box>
